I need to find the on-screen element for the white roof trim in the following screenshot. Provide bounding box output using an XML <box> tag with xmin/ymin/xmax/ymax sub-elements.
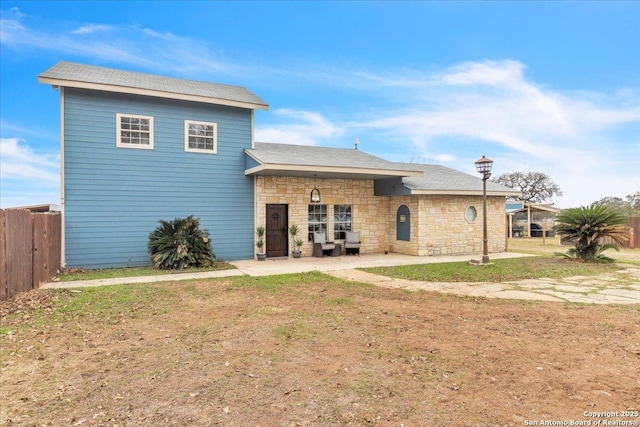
<box><xmin>245</xmin><ymin>163</ymin><xmax>423</xmax><ymax>177</ymax></box>
<box><xmin>38</xmin><ymin>76</ymin><xmax>269</xmax><ymax>111</ymax></box>
<box><xmin>509</xmin><ymin>204</ymin><xmax>562</xmax><ymax>214</ymax></box>
<box><xmin>409</xmin><ymin>189</ymin><xmax>522</xmax><ymax>197</ymax></box>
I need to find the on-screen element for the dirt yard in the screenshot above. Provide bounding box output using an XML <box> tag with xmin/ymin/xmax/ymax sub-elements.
<box><xmin>1</xmin><ymin>271</ymin><xmax>639</xmax><ymax>426</ymax></box>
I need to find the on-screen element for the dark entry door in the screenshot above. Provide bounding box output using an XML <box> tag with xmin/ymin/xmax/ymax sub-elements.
<box><xmin>266</xmin><ymin>204</ymin><xmax>288</xmax><ymax>257</ymax></box>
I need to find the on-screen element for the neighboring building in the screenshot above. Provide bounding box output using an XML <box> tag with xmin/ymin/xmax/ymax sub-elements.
<box><xmin>40</xmin><ymin>61</ymin><xmax>519</xmax><ymax>268</ymax></box>
<box><xmin>507</xmin><ymin>202</ymin><xmax>560</xmax><ymax>237</ymax></box>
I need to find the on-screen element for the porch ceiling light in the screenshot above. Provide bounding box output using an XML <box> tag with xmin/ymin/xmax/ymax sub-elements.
<box><xmin>310</xmin><ymin>174</ymin><xmax>321</xmax><ymax>203</ymax></box>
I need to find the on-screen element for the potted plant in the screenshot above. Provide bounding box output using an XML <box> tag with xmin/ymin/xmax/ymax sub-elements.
<box><xmin>294</xmin><ymin>238</ymin><xmax>304</xmax><ymax>258</ymax></box>
<box><xmin>255</xmin><ymin>225</ymin><xmax>266</xmax><ymax>261</ymax></box>
<box><xmin>289</xmin><ymin>224</ymin><xmax>302</xmax><ymax>258</ymax></box>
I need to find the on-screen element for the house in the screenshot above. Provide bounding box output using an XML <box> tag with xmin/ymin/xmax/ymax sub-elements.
<box><xmin>247</xmin><ymin>143</ymin><xmax>519</xmax><ymax>257</ymax></box>
<box><xmin>38</xmin><ymin>61</ymin><xmax>268</xmax><ymax>268</ymax></box>
<box><xmin>39</xmin><ymin>61</ymin><xmax>519</xmax><ymax>268</ymax></box>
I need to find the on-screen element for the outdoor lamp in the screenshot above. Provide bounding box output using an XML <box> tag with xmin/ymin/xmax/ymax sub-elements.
<box><xmin>475</xmin><ymin>155</ymin><xmax>494</xmax><ymax>264</ymax></box>
<box><xmin>475</xmin><ymin>155</ymin><xmax>493</xmax><ymax>179</ymax></box>
<box><xmin>310</xmin><ymin>174</ymin><xmax>321</xmax><ymax>203</ymax></box>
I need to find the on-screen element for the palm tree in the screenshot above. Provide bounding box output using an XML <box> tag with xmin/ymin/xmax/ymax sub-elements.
<box><xmin>148</xmin><ymin>216</ymin><xmax>214</xmax><ymax>269</ymax></box>
<box><xmin>553</xmin><ymin>204</ymin><xmax>629</xmax><ymax>262</ymax></box>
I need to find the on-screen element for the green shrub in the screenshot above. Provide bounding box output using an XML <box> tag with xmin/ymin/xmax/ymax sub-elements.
<box><xmin>553</xmin><ymin>204</ymin><xmax>629</xmax><ymax>262</ymax></box>
<box><xmin>148</xmin><ymin>216</ymin><xmax>215</xmax><ymax>270</ymax></box>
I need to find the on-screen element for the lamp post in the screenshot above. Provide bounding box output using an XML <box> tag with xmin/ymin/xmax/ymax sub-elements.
<box><xmin>475</xmin><ymin>156</ymin><xmax>494</xmax><ymax>264</ymax></box>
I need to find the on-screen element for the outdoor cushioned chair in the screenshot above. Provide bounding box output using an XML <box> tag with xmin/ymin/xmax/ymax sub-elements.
<box><xmin>345</xmin><ymin>231</ymin><xmax>361</xmax><ymax>256</ymax></box>
<box><xmin>312</xmin><ymin>231</ymin><xmax>336</xmax><ymax>257</ymax></box>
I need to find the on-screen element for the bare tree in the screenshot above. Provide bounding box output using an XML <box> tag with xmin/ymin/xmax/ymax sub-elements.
<box><xmin>492</xmin><ymin>171</ymin><xmax>563</xmax><ymax>203</ymax></box>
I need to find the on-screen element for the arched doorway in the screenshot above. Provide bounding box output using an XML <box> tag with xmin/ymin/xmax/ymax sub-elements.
<box><xmin>396</xmin><ymin>205</ymin><xmax>410</xmax><ymax>241</ymax></box>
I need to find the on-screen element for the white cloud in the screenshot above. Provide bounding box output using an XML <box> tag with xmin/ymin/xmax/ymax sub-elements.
<box><xmin>436</xmin><ymin>60</ymin><xmax>527</xmax><ymax>88</ymax></box>
<box><xmin>0</xmin><ymin>10</ymin><xmax>235</xmax><ymax>76</ymax></box>
<box><xmin>434</xmin><ymin>154</ymin><xmax>455</xmax><ymax>162</ymax></box>
<box><xmin>343</xmin><ymin>61</ymin><xmax>640</xmax><ymax>206</ymax></box>
<box><xmin>72</xmin><ymin>24</ymin><xmax>113</xmax><ymax>35</ymax></box>
<box><xmin>256</xmin><ymin>109</ymin><xmax>344</xmax><ymax>146</ymax></box>
<box><xmin>0</xmin><ymin>138</ymin><xmax>60</xmax><ymax>208</ymax></box>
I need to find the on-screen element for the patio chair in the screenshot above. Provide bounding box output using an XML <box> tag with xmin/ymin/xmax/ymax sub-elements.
<box><xmin>312</xmin><ymin>231</ymin><xmax>336</xmax><ymax>257</ymax></box>
<box><xmin>345</xmin><ymin>231</ymin><xmax>361</xmax><ymax>256</ymax></box>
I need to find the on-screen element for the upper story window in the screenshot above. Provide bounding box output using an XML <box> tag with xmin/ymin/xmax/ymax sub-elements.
<box><xmin>185</xmin><ymin>120</ymin><xmax>217</xmax><ymax>154</ymax></box>
<box><xmin>116</xmin><ymin>114</ymin><xmax>154</xmax><ymax>149</ymax></box>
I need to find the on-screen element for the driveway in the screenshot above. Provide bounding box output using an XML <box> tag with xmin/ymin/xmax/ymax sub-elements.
<box><xmin>44</xmin><ymin>252</ymin><xmax>640</xmax><ymax>305</ymax></box>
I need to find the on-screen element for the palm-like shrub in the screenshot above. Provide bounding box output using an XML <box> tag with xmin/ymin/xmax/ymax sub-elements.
<box><xmin>553</xmin><ymin>205</ymin><xmax>629</xmax><ymax>262</ymax></box>
<box><xmin>148</xmin><ymin>216</ymin><xmax>215</xmax><ymax>269</ymax></box>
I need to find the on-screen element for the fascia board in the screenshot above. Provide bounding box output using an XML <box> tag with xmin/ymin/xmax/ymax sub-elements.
<box><xmin>410</xmin><ymin>189</ymin><xmax>522</xmax><ymax>197</ymax></box>
<box><xmin>245</xmin><ymin>164</ymin><xmax>266</xmax><ymax>176</ymax></box>
<box><xmin>244</xmin><ymin>149</ymin><xmax>262</xmax><ymax>163</ymax></box>
<box><xmin>245</xmin><ymin>163</ymin><xmax>423</xmax><ymax>177</ymax></box>
<box><xmin>38</xmin><ymin>77</ymin><xmax>269</xmax><ymax>111</ymax></box>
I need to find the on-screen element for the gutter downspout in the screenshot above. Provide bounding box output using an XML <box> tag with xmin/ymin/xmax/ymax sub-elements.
<box><xmin>59</xmin><ymin>87</ymin><xmax>66</xmax><ymax>267</ymax></box>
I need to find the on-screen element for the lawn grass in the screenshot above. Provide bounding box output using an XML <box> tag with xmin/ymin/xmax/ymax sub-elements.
<box><xmin>361</xmin><ymin>256</ymin><xmax>620</xmax><ymax>283</ymax></box>
<box><xmin>508</xmin><ymin>237</ymin><xmax>640</xmax><ymax>265</ymax></box>
<box><xmin>55</xmin><ymin>261</ymin><xmax>235</xmax><ymax>281</ymax></box>
<box><xmin>362</xmin><ymin>237</ymin><xmax>638</xmax><ymax>283</ymax></box>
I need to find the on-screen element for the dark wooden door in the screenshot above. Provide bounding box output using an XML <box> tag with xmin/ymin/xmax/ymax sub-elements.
<box><xmin>266</xmin><ymin>204</ymin><xmax>288</xmax><ymax>257</ymax></box>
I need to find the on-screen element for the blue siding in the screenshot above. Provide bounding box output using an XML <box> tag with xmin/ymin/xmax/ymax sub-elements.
<box><xmin>245</xmin><ymin>155</ymin><xmax>260</xmax><ymax>170</ymax></box>
<box><xmin>63</xmin><ymin>88</ymin><xmax>255</xmax><ymax>268</ymax></box>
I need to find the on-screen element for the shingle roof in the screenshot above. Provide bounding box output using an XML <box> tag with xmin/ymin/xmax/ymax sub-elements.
<box><xmin>246</xmin><ymin>143</ymin><xmax>520</xmax><ymax>196</ymax></box>
<box><xmin>249</xmin><ymin>142</ymin><xmax>417</xmax><ymax>171</ymax></box>
<box><xmin>400</xmin><ymin>164</ymin><xmax>520</xmax><ymax>195</ymax></box>
<box><xmin>245</xmin><ymin>142</ymin><xmax>422</xmax><ymax>179</ymax></box>
<box><xmin>38</xmin><ymin>61</ymin><xmax>268</xmax><ymax>110</ymax></box>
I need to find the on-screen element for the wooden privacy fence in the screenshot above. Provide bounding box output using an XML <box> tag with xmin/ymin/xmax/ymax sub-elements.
<box><xmin>599</xmin><ymin>216</ymin><xmax>639</xmax><ymax>249</ymax></box>
<box><xmin>0</xmin><ymin>209</ymin><xmax>61</xmax><ymax>301</ymax></box>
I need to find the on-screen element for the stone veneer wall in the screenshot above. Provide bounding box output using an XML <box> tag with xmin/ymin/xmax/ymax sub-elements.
<box><xmin>255</xmin><ymin>176</ymin><xmax>390</xmax><ymax>257</ymax></box>
<box><xmin>418</xmin><ymin>195</ymin><xmax>506</xmax><ymax>256</ymax></box>
<box><xmin>388</xmin><ymin>195</ymin><xmax>506</xmax><ymax>256</ymax></box>
<box><xmin>256</xmin><ymin>176</ymin><xmax>507</xmax><ymax>258</ymax></box>
<box><xmin>388</xmin><ymin>196</ymin><xmax>420</xmax><ymax>255</ymax></box>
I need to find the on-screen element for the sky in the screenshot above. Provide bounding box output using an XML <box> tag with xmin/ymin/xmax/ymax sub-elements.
<box><xmin>1</xmin><ymin>1</ymin><xmax>639</xmax><ymax>209</ymax></box>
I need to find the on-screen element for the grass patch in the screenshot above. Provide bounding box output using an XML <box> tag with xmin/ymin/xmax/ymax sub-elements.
<box><xmin>273</xmin><ymin>321</ymin><xmax>315</xmax><ymax>340</ymax></box>
<box><xmin>326</xmin><ymin>296</ymin><xmax>353</xmax><ymax>305</ymax></box>
<box><xmin>228</xmin><ymin>271</ymin><xmax>343</xmax><ymax>293</ymax></box>
<box><xmin>55</xmin><ymin>261</ymin><xmax>235</xmax><ymax>281</ymax></box>
<box><xmin>508</xmin><ymin>237</ymin><xmax>640</xmax><ymax>266</ymax></box>
<box><xmin>55</xmin><ymin>284</ymin><xmax>175</xmax><ymax>320</ymax></box>
<box><xmin>361</xmin><ymin>257</ymin><xmax>620</xmax><ymax>282</ymax></box>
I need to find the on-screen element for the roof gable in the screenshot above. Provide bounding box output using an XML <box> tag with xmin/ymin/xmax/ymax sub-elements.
<box><xmin>38</xmin><ymin>61</ymin><xmax>268</xmax><ymax>110</ymax></box>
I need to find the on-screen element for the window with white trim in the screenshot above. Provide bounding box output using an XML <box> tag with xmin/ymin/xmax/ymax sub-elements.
<box><xmin>308</xmin><ymin>204</ymin><xmax>327</xmax><ymax>241</ymax></box>
<box><xmin>334</xmin><ymin>204</ymin><xmax>352</xmax><ymax>240</ymax></box>
<box><xmin>185</xmin><ymin>120</ymin><xmax>217</xmax><ymax>153</ymax></box>
<box><xmin>116</xmin><ymin>114</ymin><xmax>154</xmax><ymax>149</ymax></box>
